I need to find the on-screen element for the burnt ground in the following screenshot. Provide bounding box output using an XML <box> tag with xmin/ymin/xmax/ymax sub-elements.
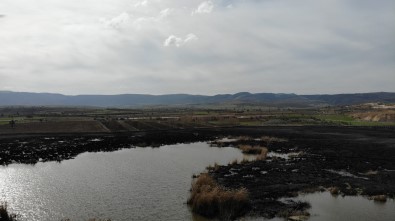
<box><xmin>0</xmin><ymin>129</ymin><xmax>221</xmax><ymax>165</ymax></box>
<box><xmin>0</xmin><ymin>126</ymin><xmax>395</xmax><ymax>219</ymax></box>
<box><xmin>0</xmin><ymin>126</ymin><xmax>261</xmax><ymax>165</ymax></box>
<box><xmin>208</xmin><ymin>126</ymin><xmax>395</xmax><ymax>219</ymax></box>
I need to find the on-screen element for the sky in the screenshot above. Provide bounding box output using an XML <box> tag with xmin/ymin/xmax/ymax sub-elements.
<box><xmin>0</xmin><ymin>0</ymin><xmax>394</xmax><ymax>95</ymax></box>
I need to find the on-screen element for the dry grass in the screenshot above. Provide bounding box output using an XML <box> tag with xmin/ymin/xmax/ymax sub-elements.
<box><xmin>256</xmin><ymin>147</ymin><xmax>268</xmax><ymax>161</ymax></box>
<box><xmin>240</xmin><ymin>158</ymin><xmax>250</xmax><ymax>164</ymax></box>
<box><xmin>229</xmin><ymin>159</ymin><xmax>238</xmax><ymax>165</ymax></box>
<box><xmin>206</xmin><ymin>162</ymin><xmax>220</xmax><ymax>171</ymax></box>
<box><xmin>237</xmin><ymin>136</ymin><xmax>252</xmax><ymax>141</ymax></box>
<box><xmin>0</xmin><ymin>203</ymin><xmax>17</xmax><ymax>221</ymax></box>
<box><xmin>238</xmin><ymin>145</ymin><xmax>262</xmax><ymax>155</ymax></box>
<box><xmin>233</xmin><ymin>146</ymin><xmax>268</xmax><ymax>163</ymax></box>
<box><xmin>261</xmin><ymin>136</ymin><xmax>288</xmax><ymax>143</ymax></box>
<box><xmin>328</xmin><ymin>187</ymin><xmax>340</xmax><ymax>195</ymax></box>
<box><xmin>363</xmin><ymin>170</ymin><xmax>378</xmax><ymax>176</ymax></box>
<box><xmin>369</xmin><ymin>195</ymin><xmax>387</xmax><ymax>202</ymax></box>
<box><xmin>278</xmin><ymin>209</ymin><xmax>310</xmax><ymax>219</ymax></box>
<box><xmin>188</xmin><ymin>173</ymin><xmax>250</xmax><ymax>220</ymax></box>
<box><xmin>277</xmin><ymin>202</ymin><xmax>310</xmax><ymax>220</ymax></box>
<box><xmin>0</xmin><ymin>203</ymin><xmax>110</xmax><ymax>221</ymax></box>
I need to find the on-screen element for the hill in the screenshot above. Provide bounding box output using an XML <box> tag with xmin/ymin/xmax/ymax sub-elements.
<box><xmin>0</xmin><ymin>91</ymin><xmax>394</xmax><ymax>107</ymax></box>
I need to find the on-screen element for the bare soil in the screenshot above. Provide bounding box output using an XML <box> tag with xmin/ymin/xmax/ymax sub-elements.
<box><xmin>0</xmin><ymin>121</ymin><xmax>109</xmax><ymax>134</ymax></box>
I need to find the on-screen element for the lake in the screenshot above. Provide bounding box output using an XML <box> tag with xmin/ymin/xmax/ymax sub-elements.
<box><xmin>0</xmin><ymin>142</ymin><xmax>247</xmax><ymax>221</ymax></box>
<box><xmin>1</xmin><ymin>142</ymin><xmax>394</xmax><ymax>221</ymax></box>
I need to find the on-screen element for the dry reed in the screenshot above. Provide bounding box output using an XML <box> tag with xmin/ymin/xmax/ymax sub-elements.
<box><xmin>187</xmin><ymin>173</ymin><xmax>250</xmax><ymax>220</ymax></box>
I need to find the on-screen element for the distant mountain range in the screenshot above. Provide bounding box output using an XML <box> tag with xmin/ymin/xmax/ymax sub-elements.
<box><xmin>0</xmin><ymin>91</ymin><xmax>394</xmax><ymax>107</ymax></box>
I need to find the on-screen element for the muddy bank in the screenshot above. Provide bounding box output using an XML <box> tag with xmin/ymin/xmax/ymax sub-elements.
<box><xmin>0</xmin><ymin>129</ymin><xmax>225</xmax><ymax>165</ymax></box>
<box><xmin>0</xmin><ymin>126</ymin><xmax>271</xmax><ymax>165</ymax></box>
<box><xmin>207</xmin><ymin>127</ymin><xmax>395</xmax><ymax>219</ymax></box>
<box><xmin>1</xmin><ymin>126</ymin><xmax>395</xmax><ymax>220</ymax></box>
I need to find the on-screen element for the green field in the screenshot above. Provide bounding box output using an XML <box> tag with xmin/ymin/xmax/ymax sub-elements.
<box><xmin>315</xmin><ymin>114</ymin><xmax>395</xmax><ymax>126</ymax></box>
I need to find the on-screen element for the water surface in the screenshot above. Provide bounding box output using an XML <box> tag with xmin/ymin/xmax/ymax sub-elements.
<box><xmin>1</xmin><ymin>142</ymin><xmax>394</xmax><ymax>221</ymax></box>
<box><xmin>297</xmin><ymin>192</ymin><xmax>395</xmax><ymax>221</ymax></box>
<box><xmin>0</xmin><ymin>142</ymin><xmax>244</xmax><ymax>221</ymax></box>
<box><xmin>254</xmin><ymin>192</ymin><xmax>395</xmax><ymax>221</ymax></box>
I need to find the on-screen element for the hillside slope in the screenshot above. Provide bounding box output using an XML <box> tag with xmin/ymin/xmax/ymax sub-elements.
<box><xmin>0</xmin><ymin>91</ymin><xmax>394</xmax><ymax>107</ymax></box>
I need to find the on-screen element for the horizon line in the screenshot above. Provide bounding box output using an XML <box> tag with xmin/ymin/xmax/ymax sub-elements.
<box><xmin>1</xmin><ymin>90</ymin><xmax>394</xmax><ymax>97</ymax></box>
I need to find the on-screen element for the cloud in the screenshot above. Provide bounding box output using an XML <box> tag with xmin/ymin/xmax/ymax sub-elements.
<box><xmin>192</xmin><ymin>1</ymin><xmax>214</xmax><ymax>15</ymax></box>
<box><xmin>0</xmin><ymin>0</ymin><xmax>394</xmax><ymax>95</ymax></box>
<box><xmin>163</xmin><ymin>35</ymin><xmax>183</xmax><ymax>47</ymax></box>
<box><xmin>164</xmin><ymin>33</ymin><xmax>198</xmax><ymax>47</ymax></box>
<box><xmin>134</xmin><ymin>0</ymin><xmax>148</xmax><ymax>8</ymax></box>
<box><xmin>159</xmin><ymin>8</ymin><xmax>172</xmax><ymax>19</ymax></box>
<box><xmin>184</xmin><ymin>33</ymin><xmax>198</xmax><ymax>43</ymax></box>
<box><xmin>103</xmin><ymin>12</ymin><xmax>130</xmax><ymax>28</ymax></box>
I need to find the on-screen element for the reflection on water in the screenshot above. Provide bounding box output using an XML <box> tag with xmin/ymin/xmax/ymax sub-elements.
<box><xmin>297</xmin><ymin>192</ymin><xmax>395</xmax><ymax>221</ymax></box>
<box><xmin>251</xmin><ymin>192</ymin><xmax>395</xmax><ymax>221</ymax></box>
<box><xmin>0</xmin><ymin>142</ymin><xmax>245</xmax><ymax>221</ymax></box>
<box><xmin>1</xmin><ymin>142</ymin><xmax>394</xmax><ymax>221</ymax></box>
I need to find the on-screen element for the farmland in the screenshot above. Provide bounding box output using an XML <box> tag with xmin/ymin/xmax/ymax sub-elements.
<box><xmin>1</xmin><ymin>104</ymin><xmax>394</xmax><ymax>136</ymax></box>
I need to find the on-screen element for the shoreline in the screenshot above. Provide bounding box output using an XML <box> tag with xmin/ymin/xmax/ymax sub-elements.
<box><xmin>206</xmin><ymin>127</ymin><xmax>395</xmax><ymax>219</ymax></box>
<box><xmin>1</xmin><ymin>126</ymin><xmax>395</xmax><ymax>219</ymax></box>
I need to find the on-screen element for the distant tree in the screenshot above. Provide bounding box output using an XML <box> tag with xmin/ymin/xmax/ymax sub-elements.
<box><xmin>9</xmin><ymin>119</ymin><xmax>15</xmax><ymax>128</ymax></box>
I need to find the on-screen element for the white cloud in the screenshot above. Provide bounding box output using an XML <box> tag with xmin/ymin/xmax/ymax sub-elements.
<box><xmin>134</xmin><ymin>0</ymin><xmax>148</xmax><ymax>8</ymax></box>
<box><xmin>192</xmin><ymin>1</ymin><xmax>214</xmax><ymax>15</ymax></box>
<box><xmin>163</xmin><ymin>35</ymin><xmax>183</xmax><ymax>47</ymax></box>
<box><xmin>184</xmin><ymin>33</ymin><xmax>198</xmax><ymax>43</ymax></box>
<box><xmin>103</xmin><ymin>12</ymin><xmax>130</xmax><ymax>28</ymax></box>
<box><xmin>164</xmin><ymin>33</ymin><xmax>198</xmax><ymax>47</ymax></box>
<box><xmin>159</xmin><ymin>8</ymin><xmax>172</xmax><ymax>19</ymax></box>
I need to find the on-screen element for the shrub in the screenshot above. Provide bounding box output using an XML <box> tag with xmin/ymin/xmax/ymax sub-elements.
<box><xmin>0</xmin><ymin>203</ymin><xmax>17</xmax><ymax>221</ymax></box>
<box><xmin>328</xmin><ymin>187</ymin><xmax>339</xmax><ymax>195</ymax></box>
<box><xmin>256</xmin><ymin>147</ymin><xmax>268</xmax><ymax>161</ymax></box>
<box><xmin>240</xmin><ymin>158</ymin><xmax>250</xmax><ymax>164</ymax></box>
<box><xmin>206</xmin><ymin>162</ymin><xmax>220</xmax><ymax>171</ymax></box>
<box><xmin>229</xmin><ymin>159</ymin><xmax>238</xmax><ymax>165</ymax></box>
<box><xmin>187</xmin><ymin>173</ymin><xmax>250</xmax><ymax>220</ymax></box>
<box><xmin>370</xmin><ymin>195</ymin><xmax>387</xmax><ymax>202</ymax></box>
<box><xmin>238</xmin><ymin>145</ymin><xmax>262</xmax><ymax>155</ymax></box>
<box><xmin>0</xmin><ymin>203</ymin><xmax>110</xmax><ymax>221</ymax></box>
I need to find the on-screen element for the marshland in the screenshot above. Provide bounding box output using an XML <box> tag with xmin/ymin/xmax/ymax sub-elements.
<box><xmin>2</xmin><ymin>0</ymin><xmax>395</xmax><ymax>219</ymax></box>
<box><xmin>1</xmin><ymin>106</ymin><xmax>395</xmax><ymax>220</ymax></box>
